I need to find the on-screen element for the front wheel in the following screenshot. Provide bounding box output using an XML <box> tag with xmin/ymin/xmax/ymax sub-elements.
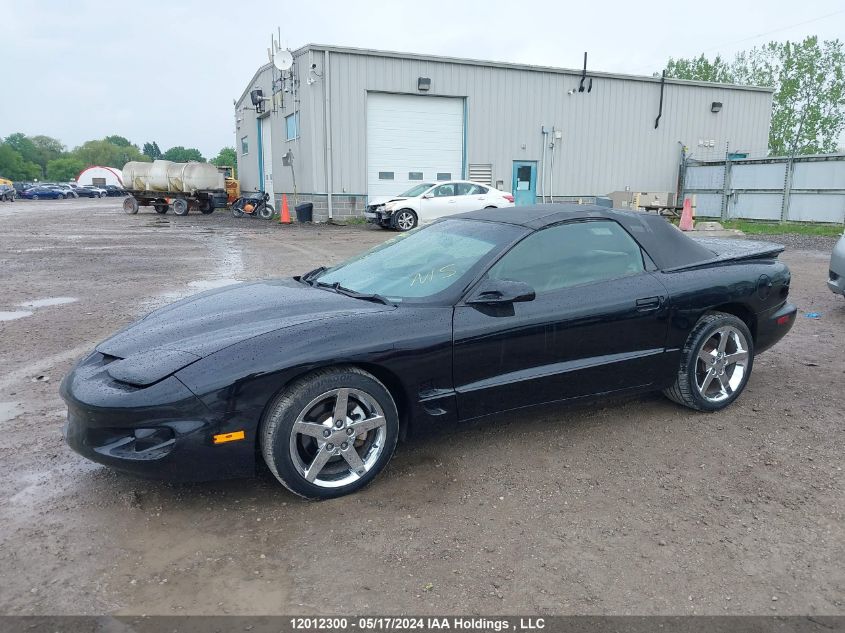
<box><xmin>259</xmin><ymin>204</ymin><xmax>274</xmax><ymax>220</ymax></box>
<box><xmin>393</xmin><ymin>209</ymin><xmax>418</xmax><ymax>231</ymax></box>
<box><xmin>260</xmin><ymin>367</ymin><xmax>399</xmax><ymax>499</ymax></box>
<box><xmin>32</xmin><ymin>194</ymin><xmax>39</xmax><ymax>200</ymax></box>
<box><xmin>663</xmin><ymin>312</ymin><xmax>754</xmax><ymax>412</ymax></box>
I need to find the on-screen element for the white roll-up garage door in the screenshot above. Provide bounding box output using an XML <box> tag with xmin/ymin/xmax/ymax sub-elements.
<box><xmin>366</xmin><ymin>93</ymin><xmax>464</xmax><ymax>200</ymax></box>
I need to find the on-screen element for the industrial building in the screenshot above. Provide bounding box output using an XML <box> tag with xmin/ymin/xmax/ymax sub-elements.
<box><xmin>234</xmin><ymin>44</ymin><xmax>773</xmax><ymax>222</ymax></box>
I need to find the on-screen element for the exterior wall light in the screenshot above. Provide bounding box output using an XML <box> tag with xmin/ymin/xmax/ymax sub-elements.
<box><xmin>711</xmin><ymin>101</ymin><xmax>723</xmax><ymax>113</ymax></box>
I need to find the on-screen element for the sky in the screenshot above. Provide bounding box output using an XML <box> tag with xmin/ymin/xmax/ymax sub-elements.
<box><xmin>2</xmin><ymin>0</ymin><xmax>844</xmax><ymax>159</ymax></box>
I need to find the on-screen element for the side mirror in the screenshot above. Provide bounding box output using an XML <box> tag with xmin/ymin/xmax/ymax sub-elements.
<box><xmin>467</xmin><ymin>278</ymin><xmax>535</xmax><ymax>305</ymax></box>
<box><xmin>422</xmin><ymin>193</ymin><xmax>433</xmax><ymax>199</ymax></box>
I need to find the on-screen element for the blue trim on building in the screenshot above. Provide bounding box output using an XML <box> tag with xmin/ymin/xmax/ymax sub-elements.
<box><xmin>462</xmin><ymin>98</ymin><xmax>468</xmax><ymax>180</ymax></box>
<box><xmin>257</xmin><ymin>118</ymin><xmax>265</xmax><ymax>192</ymax></box>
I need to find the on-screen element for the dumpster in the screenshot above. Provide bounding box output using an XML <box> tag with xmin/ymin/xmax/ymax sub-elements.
<box><xmin>295</xmin><ymin>202</ymin><xmax>313</xmax><ymax>223</ymax></box>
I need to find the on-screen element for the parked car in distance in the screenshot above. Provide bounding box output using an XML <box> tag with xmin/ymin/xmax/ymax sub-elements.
<box><xmin>0</xmin><ymin>184</ymin><xmax>16</xmax><ymax>201</ymax></box>
<box><xmin>70</xmin><ymin>185</ymin><xmax>100</xmax><ymax>198</ymax></box>
<box><xmin>61</xmin><ymin>205</ymin><xmax>796</xmax><ymax>499</ymax></box>
<box><xmin>13</xmin><ymin>181</ymin><xmax>35</xmax><ymax>195</ymax></box>
<box><xmin>365</xmin><ymin>180</ymin><xmax>516</xmax><ymax>231</ymax></box>
<box><xmin>44</xmin><ymin>184</ymin><xmax>78</xmax><ymax>199</ymax></box>
<box><xmin>828</xmin><ymin>231</ymin><xmax>845</xmax><ymax>297</ymax></box>
<box><xmin>20</xmin><ymin>186</ymin><xmax>65</xmax><ymax>200</ymax></box>
<box><xmin>104</xmin><ymin>185</ymin><xmax>127</xmax><ymax>197</ymax></box>
<box><xmin>85</xmin><ymin>185</ymin><xmax>108</xmax><ymax>198</ymax></box>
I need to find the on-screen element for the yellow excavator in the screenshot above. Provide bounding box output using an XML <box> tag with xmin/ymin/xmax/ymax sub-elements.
<box><xmin>215</xmin><ymin>166</ymin><xmax>240</xmax><ymax>205</ymax></box>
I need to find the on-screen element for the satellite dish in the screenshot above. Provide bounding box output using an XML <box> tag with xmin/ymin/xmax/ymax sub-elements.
<box><xmin>273</xmin><ymin>49</ymin><xmax>293</xmax><ymax>71</ymax></box>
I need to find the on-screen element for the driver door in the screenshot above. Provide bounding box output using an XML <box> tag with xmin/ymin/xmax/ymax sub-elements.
<box><xmin>420</xmin><ymin>183</ymin><xmax>459</xmax><ymax>221</ymax></box>
<box><xmin>452</xmin><ymin>220</ymin><xmax>670</xmax><ymax>420</ymax></box>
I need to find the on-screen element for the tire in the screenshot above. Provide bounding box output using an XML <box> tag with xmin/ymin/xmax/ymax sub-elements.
<box><xmin>663</xmin><ymin>312</ymin><xmax>754</xmax><ymax>412</ymax></box>
<box><xmin>484</xmin><ymin>205</ymin><xmax>497</xmax><ymax>209</ymax></box>
<box><xmin>261</xmin><ymin>367</ymin><xmax>400</xmax><ymax>499</ymax></box>
<box><xmin>232</xmin><ymin>207</ymin><xmax>244</xmax><ymax>218</ymax></box>
<box><xmin>172</xmin><ymin>198</ymin><xmax>189</xmax><ymax>216</ymax></box>
<box><xmin>393</xmin><ymin>209</ymin><xmax>418</xmax><ymax>231</ymax></box>
<box><xmin>199</xmin><ymin>199</ymin><xmax>214</xmax><ymax>214</ymax></box>
<box><xmin>154</xmin><ymin>203</ymin><xmax>168</xmax><ymax>214</ymax></box>
<box><xmin>32</xmin><ymin>195</ymin><xmax>39</xmax><ymax>200</ymax></box>
<box><xmin>122</xmin><ymin>197</ymin><xmax>139</xmax><ymax>214</ymax></box>
<box><xmin>259</xmin><ymin>204</ymin><xmax>274</xmax><ymax>220</ymax></box>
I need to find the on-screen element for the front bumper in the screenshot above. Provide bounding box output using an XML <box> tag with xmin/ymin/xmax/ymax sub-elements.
<box><xmin>60</xmin><ymin>352</ymin><xmax>255</xmax><ymax>482</ymax></box>
<box><xmin>365</xmin><ymin>208</ymin><xmax>394</xmax><ymax>226</ymax></box>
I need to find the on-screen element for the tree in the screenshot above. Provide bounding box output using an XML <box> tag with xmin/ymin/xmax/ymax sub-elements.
<box><xmin>30</xmin><ymin>135</ymin><xmax>66</xmax><ymax>166</ymax></box>
<box><xmin>161</xmin><ymin>146</ymin><xmax>205</xmax><ymax>162</ymax></box>
<box><xmin>666</xmin><ymin>36</ymin><xmax>845</xmax><ymax>156</ymax></box>
<box><xmin>210</xmin><ymin>147</ymin><xmax>237</xmax><ymax>176</ymax></box>
<box><xmin>105</xmin><ymin>135</ymin><xmax>132</xmax><ymax>147</ymax></box>
<box><xmin>0</xmin><ymin>143</ymin><xmax>42</xmax><ymax>180</ymax></box>
<box><xmin>46</xmin><ymin>157</ymin><xmax>86</xmax><ymax>182</ymax></box>
<box><xmin>3</xmin><ymin>133</ymin><xmax>43</xmax><ymax>176</ymax></box>
<box><xmin>71</xmin><ymin>139</ymin><xmax>149</xmax><ymax>169</ymax></box>
<box><xmin>142</xmin><ymin>141</ymin><xmax>162</xmax><ymax>160</ymax></box>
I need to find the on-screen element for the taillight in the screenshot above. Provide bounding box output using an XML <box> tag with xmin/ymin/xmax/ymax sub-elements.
<box><xmin>776</xmin><ymin>315</ymin><xmax>791</xmax><ymax>325</ymax></box>
<box><xmin>503</xmin><ymin>194</ymin><xmax>514</xmax><ymax>203</ymax></box>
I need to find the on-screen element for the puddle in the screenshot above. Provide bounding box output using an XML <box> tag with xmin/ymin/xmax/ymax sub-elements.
<box><xmin>0</xmin><ymin>402</ymin><xmax>24</xmax><ymax>423</ymax></box>
<box><xmin>17</xmin><ymin>297</ymin><xmax>79</xmax><ymax>309</ymax></box>
<box><xmin>0</xmin><ymin>310</ymin><xmax>33</xmax><ymax>322</ymax></box>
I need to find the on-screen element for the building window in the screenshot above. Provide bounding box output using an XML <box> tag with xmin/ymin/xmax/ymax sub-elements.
<box><xmin>378</xmin><ymin>172</ymin><xmax>394</xmax><ymax>180</ymax></box>
<box><xmin>285</xmin><ymin>112</ymin><xmax>300</xmax><ymax>140</ymax></box>
<box><xmin>241</xmin><ymin>136</ymin><xmax>249</xmax><ymax>155</ymax></box>
<box><xmin>408</xmin><ymin>171</ymin><xmax>423</xmax><ymax>180</ymax></box>
<box><xmin>436</xmin><ymin>172</ymin><xmax>451</xmax><ymax>181</ymax></box>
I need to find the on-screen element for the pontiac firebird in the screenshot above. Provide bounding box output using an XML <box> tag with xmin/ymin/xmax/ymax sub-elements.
<box><xmin>60</xmin><ymin>205</ymin><xmax>796</xmax><ymax>499</ymax></box>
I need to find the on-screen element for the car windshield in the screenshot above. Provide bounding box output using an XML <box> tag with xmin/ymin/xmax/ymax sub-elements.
<box><xmin>314</xmin><ymin>219</ymin><xmax>524</xmax><ymax>303</ymax></box>
<box><xmin>398</xmin><ymin>183</ymin><xmax>435</xmax><ymax>197</ymax></box>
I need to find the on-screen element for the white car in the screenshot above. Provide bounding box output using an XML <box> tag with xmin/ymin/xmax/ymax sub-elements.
<box><xmin>365</xmin><ymin>180</ymin><xmax>515</xmax><ymax>231</ymax></box>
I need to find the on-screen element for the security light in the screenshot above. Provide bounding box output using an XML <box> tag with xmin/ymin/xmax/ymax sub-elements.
<box><xmin>711</xmin><ymin>101</ymin><xmax>723</xmax><ymax>113</ymax></box>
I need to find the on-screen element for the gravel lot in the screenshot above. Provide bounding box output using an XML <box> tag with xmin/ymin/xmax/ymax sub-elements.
<box><xmin>0</xmin><ymin>198</ymin><xmax>842</xmax><ymax>616</ymax></box>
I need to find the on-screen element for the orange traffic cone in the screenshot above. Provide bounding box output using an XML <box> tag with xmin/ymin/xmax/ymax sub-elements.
<box><xmin>280</xmin><ymin>193</ymin><xmax>292</xmax><ymax>224</ymax></box>
<box><xmin>679</xmin><ymin>197</ymin><xmax>694</xmax><ymax>231</ymax></box>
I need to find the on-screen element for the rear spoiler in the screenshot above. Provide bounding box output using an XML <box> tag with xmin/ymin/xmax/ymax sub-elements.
<box><xmin>662</xmin><ymin>238</ymin><xmax>784</xmax><ymax>272</ymax></box>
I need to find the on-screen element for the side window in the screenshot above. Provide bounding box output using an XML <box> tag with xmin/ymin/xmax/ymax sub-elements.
<box><xmin>455</xmin><ymin>183</ymin><xmax>473</xmax><ymax>196</ymax></box>
<box><xmin>469</xmin><ymin>184</ymin><xmax>488</xmax><ymax>195</ymax></box>
<box><xmin>488</xmin><ymin>221</ymin><xmax>646</xmax><ymax>293</ymax></box>
<box><xmin>433</xmin><ymin>184</ymin><xmax>455</xmax><ymax>197</ymax></box>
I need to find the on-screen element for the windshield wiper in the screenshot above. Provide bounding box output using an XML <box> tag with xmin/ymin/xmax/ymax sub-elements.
<box><xmin>314</xmin><ymin>281</ymin><xmax>393</xmax><ymax>306</ymax></box>
<box><xmin>298</xmin><ymin>266</ymin><xmax>326</xmax><ymax>286</ymax></box>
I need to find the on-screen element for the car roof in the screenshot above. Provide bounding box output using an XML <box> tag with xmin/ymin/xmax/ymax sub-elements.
<box><xmin>453</xmin><ymin>203</ymin><xmax>717</xmax><ymax>270</ymax></box>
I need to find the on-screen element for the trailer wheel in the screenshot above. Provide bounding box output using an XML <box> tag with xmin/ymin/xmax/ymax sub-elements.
<box><xmin>199</xmin><ymin>199</ymin><xmax>214</xmax><ymax>214</ymax></box>
<box><xmin>172</xmin><ymin>198</ymin><xmax>189</xmax><ymax>216</ymax></box>
<box><xmin>154</xmin><ymin>199</ymin><xmax>169</xmax><ymax>214</ymax></box>
<box><xmin>123</xmin><ymin>197</ymin><xmax>139</xmax><ymax>214</ymax></box>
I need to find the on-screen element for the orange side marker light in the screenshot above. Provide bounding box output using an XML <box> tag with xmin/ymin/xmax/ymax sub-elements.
<box><xmin>213</xmin><ymin>430</ymin><xmax>245</xmax><ymax>444</ymax></box>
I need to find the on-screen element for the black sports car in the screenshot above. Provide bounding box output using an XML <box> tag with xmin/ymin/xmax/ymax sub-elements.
<box><xmin>61</xmin><ymin>205</ymin><xmax>797</xmax><ymax>499</ymax></box>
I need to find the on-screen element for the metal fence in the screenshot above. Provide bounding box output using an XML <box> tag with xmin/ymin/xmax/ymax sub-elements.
<box><xmin>682</xmin><ymin>153</ymin><xmax>845</xmax><ymax>224</ymax></box>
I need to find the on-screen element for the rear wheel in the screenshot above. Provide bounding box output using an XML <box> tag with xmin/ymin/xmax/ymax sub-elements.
<box><xmin>199</xmin><ymin>199</ymin><xmax>214</xmax><ymax>214</ymax></box>
<box><xmin>664</xmin><ymin>312</ymin><xmax>754</xmax><ymax>412</ymax></box>
<box><xmin>122</xmin><ymin>197</ymin><xmax>139</xmax><ymax>214</ymax></box>
<box><xmin>261</xmin><ymin>367</ymin><xmax>399</xmax><ymax>499</ymax></box>
<box><xmin>259</xmin><ymin>204</ymin><xmax>274</xmax><ymax>220</ymax></box>
<box><xmin>393</xmin><ymin>209</ymin><xmax>417</xmax><ymax>231</ymax></box>
<box><xmin>172</xmin><ymin>198</ymin><xmax>189</xmax><ymax>216</ymax></box>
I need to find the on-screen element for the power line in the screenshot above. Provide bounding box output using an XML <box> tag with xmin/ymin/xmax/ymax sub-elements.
<box><xmin>630</xmin><ymin>8</ymin><xmax>845</xmax><ymax>74</ymax></box>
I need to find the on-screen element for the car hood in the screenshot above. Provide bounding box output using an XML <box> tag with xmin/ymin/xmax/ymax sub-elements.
<box><xmin>97</xmin><ymin>278</ymin><xmax>392</xmax><ymax>362</ymax></box>
<box><xmin>369</xmin><ymin>196</ymin><xmax>410</xmax><ymax>206</ymax></box>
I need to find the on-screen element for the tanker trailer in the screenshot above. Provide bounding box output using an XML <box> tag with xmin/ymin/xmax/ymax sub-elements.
<box><xmin>121</xmin><ymin>160</ymin><xmax>229</xmax><ymax>216</ymax></box>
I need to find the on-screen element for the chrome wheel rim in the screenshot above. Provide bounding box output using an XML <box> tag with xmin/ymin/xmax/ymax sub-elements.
<box><xmin>396</xmin><ymin>211</ymin><xmax>414</xmax><ymax>230</ymax></box>
<box><xmin>289</xmin><ymin>388</ymin><xmax>387</xmax><ymax>488</ymax></box>
<box><xmin>695</xmin><ymin>326</ymin><xmax>749</xmax><ymax>403</ymax></box>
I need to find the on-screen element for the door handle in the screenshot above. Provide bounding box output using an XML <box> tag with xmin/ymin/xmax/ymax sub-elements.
<box><xmin>636</xmin><ymin>296</ymin><xmax>663</xmax><ymax>311</ymax></box>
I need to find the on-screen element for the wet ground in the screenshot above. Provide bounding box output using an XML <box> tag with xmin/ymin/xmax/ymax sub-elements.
<box><xmin>0</xmin><ymin>198</ymin><xmax>842</xmax><ymax>615</ymax></box>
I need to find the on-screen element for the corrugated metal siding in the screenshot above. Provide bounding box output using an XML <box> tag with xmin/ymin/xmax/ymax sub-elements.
<box><xmin>239</xmin><ymin>46</ymin><xmax>772</xmax><ymax>201</ymax></box>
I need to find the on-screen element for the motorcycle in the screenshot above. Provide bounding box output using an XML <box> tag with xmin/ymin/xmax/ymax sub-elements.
<box><xmin>231</xmin><ymin>191</ymin><xmax>274</xmax><ymax>220</ymax></box>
